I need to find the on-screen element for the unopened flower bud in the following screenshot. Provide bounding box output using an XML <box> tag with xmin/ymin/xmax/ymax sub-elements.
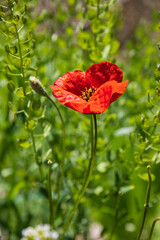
<box><xmin>30</xmin><ymin>76</ymin><xmax>47</xmax><ymax>96</ymax></box>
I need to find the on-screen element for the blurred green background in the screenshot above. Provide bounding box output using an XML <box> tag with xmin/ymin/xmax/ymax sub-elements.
<box><xmin>0</xmin><ymin>0</ymin><xmax>160</xmax><ymax>239</ymax></box>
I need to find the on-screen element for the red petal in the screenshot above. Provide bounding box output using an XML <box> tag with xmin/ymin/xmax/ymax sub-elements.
<box><xmin>86</xmin><ymin>61</ymin><xmax>123</xmax><ymax>88</ymax></box>
<box><xmin>87</xmin><ymin>84</ymin><xmax>112</xmax><ymax>114</ymax></box>
<box><xmin>109</xmin><ymin>79</ymin><xmax>128</xmax><ymax>104</ymax></box>
<box><xmin>50</xmin><ymin>80</ymin><xmax>128</xmax><ymax>114</ymax></box>
<box><xmin>50</xmin><ymin>85</ymin><xmax>88</xmax><ymax>113</ymax></box>
<box><xmin>54</xmin><ymin>70</ymin><xmax>88</xmax><ymax>96</ymax></box>
<box><xmin>87</xmin><ymin>80</ymin><xmax>128</xmax><ymax>113</ymax></box>
<box><xmin>50</xmin><ymin>84</ymin><xmax>112</xmax><ymax>114</ymax></box>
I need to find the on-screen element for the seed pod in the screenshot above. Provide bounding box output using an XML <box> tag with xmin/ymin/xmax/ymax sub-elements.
<box><xmin>5</xmin><ymin>44</ymin><xmax>10</xmax><ymax>53</ymax></box>
<box><xmin>13</xmin><ymin>14</ymin><xmax>20</xmax><ymax>24</ymax></box>
<box><xmin>7</xmin><ymin>81</ymin><xmax>15</xmax><ymax>92</ymax></box>
<box><xmin>10</xmin><ymin>45</ymin><xmax>17</xmax><ymax>54</ymax></box>
<box><xmin>22</xmin><ymin>16</ymin><xmax>27</xmax><ymax>24</ymax></box>
<box><xmin>30</xmin><ymin>76</ymin><xmax>47</xmax><ymax>96</ymax></box>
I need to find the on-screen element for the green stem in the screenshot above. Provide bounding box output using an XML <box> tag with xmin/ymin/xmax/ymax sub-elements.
<box><xmin>30</xmin><ymin>132</ymin><xmax>43</xmax><ymax>179</ymax></box>
<box><xmin>93</xmin><ymin>114</ymin><xmax>97</xmax><ymax>152</ymax></box>
<box><xmin>97</xmin><ymin>0</ymin><xmax>100</xmax><ymax>18</ymax></box>
<box><xmin>14</xmin><ymin>24</ymin><xmax>25</xmax><ymax>92</ymax></box>
<box><xmin>46</xmin><ymin>95</ymin><xmax>66</xmax><ymax>223</ymax></box>
<box><xmin>109</xmin><ymin>191</ymin><xmax>121</xmax><ymax>240</ymax></box>
<box><xmin>48</xmin><ymin>160</ymin><xmax>53</xmax><ymax>225</ymax></box>
<box><xmin>60</xmin><ymin>114</ymin><xmax>97</xmax><ymax>240</ymax></box>
<box><xmin>90</xmin><ymin>115</ymin><xmax>94</xmax><ymax>156</ymax></box>
<box><xmin>8</xmin><ymin>1</ymin><xmax>25</xmax><ymax>91</ymax></box>
<box><xmin>9</xmin><ymin>3</ymin><xmax>25</xmax><ymax>91</ymax></box>
<box><xmin>137</xmin><ymin>165</ymin><xmax>152</xmax><ymax>240</ymax></box>
<box><xmin>148</xmin><ymin>217</ymin><xmax>160</xmax><ymax>240</ymax></box>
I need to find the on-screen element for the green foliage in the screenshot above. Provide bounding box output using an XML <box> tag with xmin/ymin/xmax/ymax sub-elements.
<box><xmin>0</xmin><ymin>0</ymin><xmax>160</xmax><ymax>240</ymax></box>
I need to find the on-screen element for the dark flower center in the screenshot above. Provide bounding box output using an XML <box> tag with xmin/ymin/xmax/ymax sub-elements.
<box><xmin>80</xmin><ymin>86</ymin><xmax>97</xmax><ymax>101</ymax></box>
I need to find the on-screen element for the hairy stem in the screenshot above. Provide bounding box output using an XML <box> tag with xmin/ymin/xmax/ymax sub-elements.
<box><xmin>60</xmin><ymin>114</ymin><xmax>97</xmax><ymax>239</ymax></box>
<box><xmin>46</xmin><ymin>95</ymin><xmax>66</xmax><ymax>223</ymax></box>
<box><xmin>137</xmin><ymin>165</ymin><xmax>152</xmax><ymax>240</ymax></box>
<box><xmin>148</xmin><ymin>217</ymin><xmax>160</xmax><ymax>240</ymax></box>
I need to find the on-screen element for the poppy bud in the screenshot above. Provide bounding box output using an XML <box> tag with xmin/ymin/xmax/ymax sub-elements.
<box><xmin>30</xmin><ymin>76</ymin><xmax>47</xmax><ymax>96</ymax></box>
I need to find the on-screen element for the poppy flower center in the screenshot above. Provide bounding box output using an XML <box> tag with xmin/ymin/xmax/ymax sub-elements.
<box><xmin>80</xmin><ymin>86</ymin><xmax>97</xmax><ymax>101</ymax></box>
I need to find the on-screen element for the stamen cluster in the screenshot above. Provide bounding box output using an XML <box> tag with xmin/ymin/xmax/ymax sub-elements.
<box><xmin>81</xmin><ymin>86</ymin><xmax>97</xmax><ymax>101</ymax></box>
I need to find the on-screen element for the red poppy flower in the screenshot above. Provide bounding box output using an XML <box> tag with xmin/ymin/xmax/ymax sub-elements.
<box><xmin>50</xmin><ymin>62</ymin><xmax>128</xmax><ymax>114</ymax></box>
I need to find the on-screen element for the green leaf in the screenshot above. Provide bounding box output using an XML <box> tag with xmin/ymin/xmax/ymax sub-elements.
<box><xmin>9</xmin><ymin>181</ymin><xmax>26</xmax><ymax>200</ymax></box>
<box><xmin>66</xmin><ymin>26</ymin><xmax>73</xmax><ymax>36</ymax></box>
<box><xmin>154</xmin><ymin>111</ymin><xmax>160</xmax><ymax>124</ymax></box>
<box><xmin>89</xmin><ymin>49</ymin><xmax>102</xmax><ymax>61</ymax></box>
<box><xmin>5</xmin><ymin>65</ymin><xmax>12</xmax><ymax>74</ymax></box>
<box><xmin>32</xmin><ymin>99</ymin><xmax>41</xmax><ymax>111</ymax></box>
<box><xmin>13</xmin><ymin>59</ymin><xmax>21</xmax><ymax>69</ymax></box>
<box><xmin>77</xmin><ymin>32</ymin><xmax>93</xmax><ymax>50</ymax></box>
<box><xmin>8</xmin><ymin>101</ymin><xmax>16</xmax><ymax>113</ymax></box>
<box><xmin>10</xmin><ymin>45</ymin><xmax>17</xmax><ymax>54</ymax></box>
<box><xmin>16</xmin><ymin>87</ymin><xmax>25</xmax><ymax>98</ymax></box>
<box><xmin>19</xmin><ymin>139</ymin><xmax>31</xmax><ymax>148</ymax></box>
<box><xmin>68</xmin><ymin>0</ymin><xmax>75</xmax><ymax>6</ymax></box>
<box><xmin>24</xmin><ymin>4</ymin><xmax>27</xmax><ymax>13</ymax></box>
<box><xmin>22</xmin><ymin>16</ymin><xmax>27</xmax><ymax>24</ymax></box>
<box><xmin>138</xmin><ymin>173</ymin><xmax>155</xmax><ymax>182</ymax></box>
<box><xmin>44</xmin><ymin>123</ymin><xmax>51</xmax><ymax>137</ymax></box>
<box><xmin>9</xmin><ymin>25</ymin><xmax>16</xmax><ymax>35</ymax></box>
<box><xmin>91</xmin><ymin>19</ymin><xmax>102</xmax><ymax>33</ymax></box>
<box><xmin>120</xmin><ymin>185</ymin><xmax>135</xmax><ymax>195</ymax></box>
<box><xmin>23</xmin><ymin>58</ymin><xmax>31</xmax><ymax>68</ymax></box>
<box><xmin>155</xmin><ymin>87</ymin><xmax>160</xmax><ymax>97</ymax></box>
<box><xmin>7</xmin><ymin>81</ymin><xmax>15</xmax><ymax>92</ymax></box>
<box><xmin>110</xmin><ymin>40</ymin><xmax>120</xmax><ymax>54</ymax></box>
<box><xmin>15</xmin><ymin>98</ymin><xmax>26</xmax><ymax>110</ymax></box>
<box><xmin>13</xmin><ymin>14</ymin><xmax>20</xmax><ymax>24</ymax></box>
<box><xmin>25</xmin><ymin>119</ymin><xmax>36</xmax><ymax>131</ymax></box>
<box><xmin>1</xmin><ymin>168</ymin><xmax>13</xmax><ymax>177</ymax></box>
<box><xmin>94</xmin><ymin>186</ymin><xmax>103</xmax><ymax>195</ymax></box>
<box><xmin>5</xmin><ymin>43</ymin><xmax>10</xmax><ymax>53</ymax></box>
<box><xmin>97</xmin><ymin>162</ymin><xmax>109</xmax><ymax>173</ymax></box>
<box><xmin>154</xmin><ymin>69</ymin><xmax>160</xmax><ymax>82</ymax></box>
<box><xmin>44</xmin><ymin>148</ymin><xmax>52</xmax><ymax>160</ymax></box>
<box><xmin>28</xmin><ymin>30</ymin><xmax>33</xmax><ymax>40</ymax></box>
<box><xmin>87</xmin><ymin>8</ymin><xmax>97</xmax><ymax>20</ymax></box>
<box><xmin>31</xmin><ymin>40</ymin><xmax>36</xmax><ymax>49</ymax></box>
